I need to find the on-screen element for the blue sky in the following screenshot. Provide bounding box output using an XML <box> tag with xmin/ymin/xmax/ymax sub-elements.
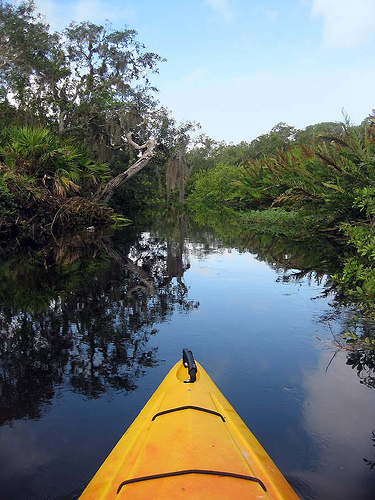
<box><xmin>34</xmin><ymin>0</ymin><xmax>375</xmax><ymax>143</ymax></box>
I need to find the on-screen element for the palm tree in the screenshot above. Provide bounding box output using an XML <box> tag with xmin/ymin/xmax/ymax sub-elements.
<box><xmin>0</xmin><ymin>125</ymin><xmax>110</xmax><ymax>198</ymax></box>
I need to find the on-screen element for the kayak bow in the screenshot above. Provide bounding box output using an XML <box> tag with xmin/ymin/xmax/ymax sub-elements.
<box><xmin>80</xmin><ymin>349</ymin><xmax>299</xmax><ymax>499</ymax></box>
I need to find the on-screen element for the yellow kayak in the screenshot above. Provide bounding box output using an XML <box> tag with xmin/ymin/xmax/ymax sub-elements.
<box><xmin>80</xmin><ymin>349</ymin><xmax>299</xmax><ymax>499</ymax></box>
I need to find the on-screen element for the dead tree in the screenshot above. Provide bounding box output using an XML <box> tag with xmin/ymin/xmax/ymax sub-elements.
<box><xmin>92</xmin><ymin>133</ymin><xmax>158</xmax><ymax>204</ymax></box>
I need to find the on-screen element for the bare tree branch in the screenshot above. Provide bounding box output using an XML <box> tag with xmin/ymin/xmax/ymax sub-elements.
<box><xmin>92</xmin><ymin>135</ymin><xmax>158</xmax><ymax>204</ymax></box>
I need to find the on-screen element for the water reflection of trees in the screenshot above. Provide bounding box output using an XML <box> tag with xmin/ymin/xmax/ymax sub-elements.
<box><xmin>187</xmin><ymin>208</ymin><xmax>344</xmax><ymax>289</ymax></box>
<box><xmin>187</xmin><ymin>209</ymin><xmax>375</xmax><ymax>391</ymax></box>
<box><xmin>2</xmin><ymin>214</ymin><xmax>372</xmax><ymax>425</ymax></box>
<box><xmin>319</xmin><ymin>309</ymin><xmax>375</xmax><ymax>390</ymax></box>
<box><xmin>363</xmin><ymin>431</ymin><xmax>375</xmax><ymax>470</ymax></box>
<box><xmin>0</xmin><ymin>228</ymin><xmax>198</xmax><ymax>424</ymax></box>
<box><xmin>347</xmin><ymin>350</ymin><xmax>375</xmax><ymax>389</ymax></box>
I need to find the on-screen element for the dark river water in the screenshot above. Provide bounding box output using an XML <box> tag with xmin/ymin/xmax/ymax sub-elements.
<box><xmin>1</xmin><ymin>219</ymin><xmax>375</xmax><ymax>499</ymax></box>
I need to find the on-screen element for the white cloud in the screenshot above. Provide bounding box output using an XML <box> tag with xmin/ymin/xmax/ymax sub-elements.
<box><xmin>301</xmin><ymin>350</ymin><xmax>375</xmax><ymax>498</ymax></box>
<box><xmin>312</xmin><ymin>0</ymin><xmax>375</xmax><ymax>48</ymax></box>
<box><xmin>205</xmin><ymin>0</ymin><xmax>233</xmax><ymax>22</ymax></box>
<box><xmin>34</xmin><ymin>0</ymin><xmax>137</xmax><ymax>31</ymax></box>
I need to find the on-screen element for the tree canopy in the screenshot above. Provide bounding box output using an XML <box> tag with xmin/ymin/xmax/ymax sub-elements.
<box><xmin>0</xmin><ymin>0</ymin><xmax>164</xmax><ymax>161</ymax></box>
<box><xmin>0</xmin><ymin>1</ymin><xmax>203</xmax><ymax>207</ymax></box>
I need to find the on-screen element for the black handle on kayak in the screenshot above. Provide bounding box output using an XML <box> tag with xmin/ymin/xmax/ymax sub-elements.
<box><xmin>182</xmin><ymin>349</ymin><xmax>197</xmax><ymax>383</ymax></box>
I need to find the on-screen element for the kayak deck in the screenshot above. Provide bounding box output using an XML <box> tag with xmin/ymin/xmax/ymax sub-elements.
<box><xmin>80</xmin><ymin>356</ymin><xmax>299</xmax><ymax>499</ymax></box>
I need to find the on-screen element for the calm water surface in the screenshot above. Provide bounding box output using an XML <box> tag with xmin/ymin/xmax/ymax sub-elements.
<box><xmin>1</xmin><ymin>221</ymin><xmax>375</xmax><ymax>499</ymax></box>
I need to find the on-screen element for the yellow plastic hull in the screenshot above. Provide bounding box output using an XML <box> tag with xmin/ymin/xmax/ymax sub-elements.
<box><xmin>80</xmin><ymin>359</ymin><xmax>299</xmax><ymax>499</ymax></box>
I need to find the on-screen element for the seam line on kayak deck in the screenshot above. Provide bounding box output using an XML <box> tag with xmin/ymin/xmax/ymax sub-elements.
<box><xmin>116</xmin><ymin>469</ymin><xmax>267</xmax><ymax>493</ymax></box>
<box><xmin>151</xmin><ymin>405</ymin><xmax>225</xmax><ymax>422</ymax></box>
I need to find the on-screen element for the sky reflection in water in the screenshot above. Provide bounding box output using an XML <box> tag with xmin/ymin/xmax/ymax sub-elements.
<box><xmin>0</xmin><ymin>229</ymin><xmax>374</xmax><ymax>499</ymax></box>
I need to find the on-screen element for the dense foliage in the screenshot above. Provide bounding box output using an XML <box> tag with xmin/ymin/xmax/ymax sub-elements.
<box><xmin>187</xmin><ymin>116</ymin><xmax>375</xmax><ymax>319</ymax></box>
<box><xmin>1</xmin><ymin>0</ymin><xmax>374</xmax><ymax>330</ymax></box>
<box><xmin>0</xmin><ymin>0</ymin><xmax>163</xmax><ymax>155</ymax></box>
<box><xmin>0</xmin><ymin>125</ymin><xmax>121</xmax><ymax>234</ymax></box>
<box><xmin>0</xmin><ymin>0</ymin><xmax>197</xmax><ymax>231</ymax></box>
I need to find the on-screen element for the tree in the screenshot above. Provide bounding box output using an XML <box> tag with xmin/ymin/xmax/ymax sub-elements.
<box><xmin>0</xmin><ymin>1</ymin><xmax>199</xmax><ymax>207</ymax></box>
<box><xmin>188</xmin><ymin>123</ymin><xmax>300</xmax><ymax>171</ymax></box>
<box><xmin>93</xmin><ymin>109</ymin><xmax>200</xmax><ymax>204</ymax></box>
<box><xmin>186</xmin><ymin>134</ymin><xmax>220</xmax><ymax>172</ymax></box>
<box><xmin>0</xmin><ymin>1</ymin><xmax>164</xmax><ymax>160</ymax></box>
<box><xmin>92</xmin><ymin>133</ymin><xmax>158</xmax><ymax>203</ymax></box>
<box><xmin>0</xmin><ymin>0</ymin><xmax>60</xmax><ymax>117</ymax></box>
<box><xmin>296</xmin><ymin>121</ymin><xmax>343</xmax><ymax>145</ymax></box>
<box><xmin>269</xmin><ymin>122</ymin><xmax>298</xmax><ymax>142</ymax></box>
<box><xmin>56</xmin><ymin>21</ymin><xmax>164</xmax><ymax>158</ymax></box>
<box><xmin>249</xmin><ymin>122</ymin><xmax>298</xmax><ymax>159</ymax></box>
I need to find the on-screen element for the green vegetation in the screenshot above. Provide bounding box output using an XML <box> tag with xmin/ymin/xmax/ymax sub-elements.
<box><xmin>0</xmin><ymin>0</ymin><xmax>196</xmax><ymax>233</ymax></box>
<box><xmin>1</xmin><ymin>1</ymin><xmax>374</xmax><ymax>332</ymax></box>
<box><xmin>0</xmin><ymin>125</ymin><xmax>120</xmax><ymax>235</ymax></box>
<box><xmin>187</xmin><ymin>116</ymin><xmax>375</xmax><ymax>319</ymax></box>
<box><xmin>187</xmin><ymin>163</ymin><xmax>250</xmax><ymax>209</ymax></box>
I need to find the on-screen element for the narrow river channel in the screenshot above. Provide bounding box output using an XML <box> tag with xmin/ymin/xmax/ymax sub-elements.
<box><xmin>1</xmin><ymin>219</ymin><xmax>375</xmax><ymax>499</ymax></box>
